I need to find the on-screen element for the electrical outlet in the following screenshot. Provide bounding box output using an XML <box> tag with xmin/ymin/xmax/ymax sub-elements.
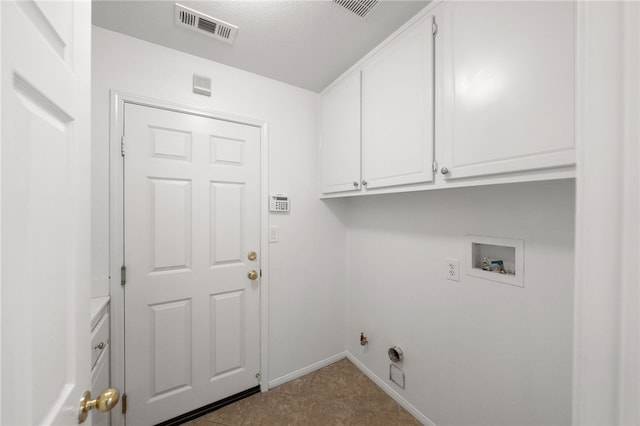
<box><xmin>446</xmin><ymin>258</ymin><xmax>460</xmax><ymax>282</ymax></box>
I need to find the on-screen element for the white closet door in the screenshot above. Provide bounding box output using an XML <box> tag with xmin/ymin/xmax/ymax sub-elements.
<box><xmin>1</xmin><ymin>1</ymin><xmax>92</xmax><ymax>425</ymax></box>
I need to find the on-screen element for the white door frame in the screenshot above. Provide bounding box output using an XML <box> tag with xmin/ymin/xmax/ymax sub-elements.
<box><xmin>108</xmin><ymin>91</ymin><xmax>270</xmax><ymax>426</ymax></box>
<box><xmin>573</xmin><ymin>2</ymin><xmax>640</xmax><ymax>425</ymax></box>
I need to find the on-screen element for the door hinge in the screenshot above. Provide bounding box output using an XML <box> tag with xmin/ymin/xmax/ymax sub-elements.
<box><xmin>432</xmin><ymin>22</ymin><xmax>438</xmax><ymax>35</ymax></box>
<box><xmin>121</xmin><ymin>393</ymin><xmax>127</xmax><ymax>414</ymax></box>
<box><xmin>260</xmin><ymin>269</ymin><xmax>262</xmax><ymax>278</ymax></box>
<box><xmin>432</xmin><ymin>161</ymin><xmax>438</xmax><ymax>173</ymax></box>
<box><xmin>121</xmin><ymin>136</ymin><xmax>126</xmax><ymax>157</ymax></box>
<box><xmin>121</xmin><ymin>265</ymin><xmax>126</xmax><ymax>286</ymax></box>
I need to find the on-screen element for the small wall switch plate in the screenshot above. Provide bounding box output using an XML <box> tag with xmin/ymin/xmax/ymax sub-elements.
<box><xmin>446</xmin><ymin>258</ymin><xmax>460</xmax><ymax>282</ymax></box>
<box><xmin>269</xmin><ymin>226</ymin><xmax>279</xmax><ymax>243</ymax></box>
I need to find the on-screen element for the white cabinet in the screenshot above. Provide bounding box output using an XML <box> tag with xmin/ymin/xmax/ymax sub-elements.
<box><xmin>91</xmin><ymin>348</ymin><xmax>111</xmax><ymax>426</ymax></box>
<box><xmin>436</xmin><ymin>1</ymin><xmax>576</xmax><ymax>181</ymax></box>
<box><xmin>320</xmin><ymin>14</ymin><xmax>435</xmax><ymax>195</ymax></box>
<box><xmin>361</xmin><ymin>16</ymin><xmax>434</xmax><ymax>189</ymax></box>
<box><xmin>319</xmin><ymin>1</ymin><xmax>576</xmax><ymax>198</ymax></box>
<box><xmin>90</xmin><ymin>299</ymin><xmax>111</xmax><ymax>426</ymax></box>
<box><xmin>321</xmin><ymin>71</ymin><xmax>361</xmax><ymax>194</ymax></box>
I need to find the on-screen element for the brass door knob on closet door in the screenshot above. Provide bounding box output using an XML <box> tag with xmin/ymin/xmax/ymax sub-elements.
<box><xmin>248</xmin><ymin>270</ymin><xmax>258</xmax><ymax>280</ymax></box>
<box><xmin>78</xmin><ymin>388</ymin><xmax>119</xmax><ymax>423</ymax></box>
<box><xmin>247</xmin><ymin>251</ymin><xmax>257</xmax><ymax>261</ymax></box>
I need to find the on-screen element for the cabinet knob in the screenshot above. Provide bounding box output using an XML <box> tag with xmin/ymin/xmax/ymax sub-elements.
<box><xmin>353</xmin><ymin>181</ymin><xmax>359</xmax><ymax>188</ymax></box>
<box><xmin>440</xmin><ymin>167</ymin><xmax>449</xmax><ymax>175</ymax></box>
<box><xmin>361</xmin><ymin>180</ymin><xmax>368</xmax><ymax>186</ymax></box>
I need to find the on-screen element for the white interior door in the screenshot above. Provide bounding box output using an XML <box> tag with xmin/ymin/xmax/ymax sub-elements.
<box><xmin>1</xmin><ymin>1</ymin><xmax>92</xmax><ymax>425</ymax></box>
<box><xmin>123</xmin><ymin>104</ymin><xmax>261</xmax><ymax>425</ymax></box>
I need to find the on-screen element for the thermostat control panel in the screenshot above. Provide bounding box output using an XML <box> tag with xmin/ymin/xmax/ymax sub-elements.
<box><xmin>269</xmin><ymin>194</ymin><xmax>289</xmax><ymax>212</ymax></box>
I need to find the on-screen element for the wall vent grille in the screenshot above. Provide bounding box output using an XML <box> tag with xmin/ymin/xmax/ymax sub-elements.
<box><xmin>332</xmin><ymin>0</ymin><xmax>379</xmax><ymax>18</ymax></box>
<box><xmin>193</xmin><ymin>74</ymin><xmax>212</xmax><ymax>97</ymax></box>
<box><xmin>197</xmin><ymin>18</ymin><xmax>217</xmax><ymax>35</ymax></box>
<box><xmin>175</xmin><ymin>3</ymin><xmax>238</xmax><ymax>44</ymax></box>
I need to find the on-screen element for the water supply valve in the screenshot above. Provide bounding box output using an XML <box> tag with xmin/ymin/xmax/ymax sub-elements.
<box><xmin>360</xmin><ymin>332</ymin><xmax>368</xmax><ymax>346</ymax></box>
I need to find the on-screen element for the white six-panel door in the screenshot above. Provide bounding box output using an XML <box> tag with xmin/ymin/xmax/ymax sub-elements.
<box><xmin>123</xmin><ymin>104</ymin><xmax>261</xmax><ymax>425</ymax></box>
<box><xmin>1</xmin><ymin>1</ymin><xmax>92</xmax><ymax>425</ymax></box>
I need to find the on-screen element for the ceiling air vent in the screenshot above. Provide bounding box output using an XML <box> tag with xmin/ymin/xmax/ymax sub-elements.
<box><xmin>332</xmin><ymin>0</ymin><xmax>379</xmax><ymax>18</ymax></box>
<box><xmin>175</xmin><ymin>3</ymin><xmax>238</xmax><ymax>44</ymax></box>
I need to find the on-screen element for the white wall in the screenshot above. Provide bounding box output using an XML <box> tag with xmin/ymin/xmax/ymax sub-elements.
<box><xmin>91</xmin><ymin>26</ymin><xmax>347</xmax><ymax>382</ymax></box>
<box><xmin>92</xmin><ymin>25</ymin><xmax>576</xmax><ymax>426</ymax></box>
<box><xmin>344</xmin><ymin>180</ymin><xmax>575</xmax><ymax>425</ymax></box>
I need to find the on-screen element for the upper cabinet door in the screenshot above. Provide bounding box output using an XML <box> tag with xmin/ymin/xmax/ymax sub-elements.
<box><xmin>321</xmin><ymin>71</ymin><xmax>361</xmax><ymax>194</ymax></box>
<box><xmin>439</xmin><ymin>1</ymin><xmax>576</xmax><ymax>180</ymax></box>
<box><xmin>361</xmin><ymin>16</ymin><xmax>434</xmax><ymax>190</ymax></box>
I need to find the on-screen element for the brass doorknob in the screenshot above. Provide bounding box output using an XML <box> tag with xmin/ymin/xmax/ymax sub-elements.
<box><xmin>247</xmin><ymin>251</ymin><xmax>257</xmax><ymax>261</ymax></box>
<box><xmin>78</xmin><ymin>388</ymin><xmax>119</xmax><ymax>423</ymax></box>
<box><xmin>247</xmin><ymin>270</ymin><xmax>258</xmax><ymax>280</ymax></box>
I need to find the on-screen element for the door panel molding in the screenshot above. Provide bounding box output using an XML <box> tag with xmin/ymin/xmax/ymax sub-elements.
<box><xmin>1</xmin><ymin>1</ymin><xmax>91</xmax><ymax>424</ymax></box>
<box><xmin>108</xmin><ymin>91</ymin><xmax>270</xmax><ymax>426</ymax></box>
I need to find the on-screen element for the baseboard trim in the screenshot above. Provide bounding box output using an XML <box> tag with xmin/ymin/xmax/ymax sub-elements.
<box><xmin>154</xmin><ymin>385</ymin><xmax>260</xmax><ymax>426</ymax></box>
<box><xmin>346</xmin><ymin>352</ymin><xmax>435</xmax><ymax>426</ymax></box>
<box><xmin>266</xmin><ymin>351</ymin><xmax>434</xmax><ymax>425</ymax></box>
<box><xmin>268</xmin><ymin>351</ymin><xmax>347</xmax><ymax>389</ymax></box>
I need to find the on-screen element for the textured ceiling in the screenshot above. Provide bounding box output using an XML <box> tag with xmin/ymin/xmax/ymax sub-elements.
<box><xmin>92</xmin><ymin>0</ymin><xmax>429</xmax><ymax>92</ymax></box>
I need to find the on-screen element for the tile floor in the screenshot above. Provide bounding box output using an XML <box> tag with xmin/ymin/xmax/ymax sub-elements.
<box><xmin>184</xmin><ymin>358</ymin><xmax>421</xmax><ymax>426</ymax></box>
